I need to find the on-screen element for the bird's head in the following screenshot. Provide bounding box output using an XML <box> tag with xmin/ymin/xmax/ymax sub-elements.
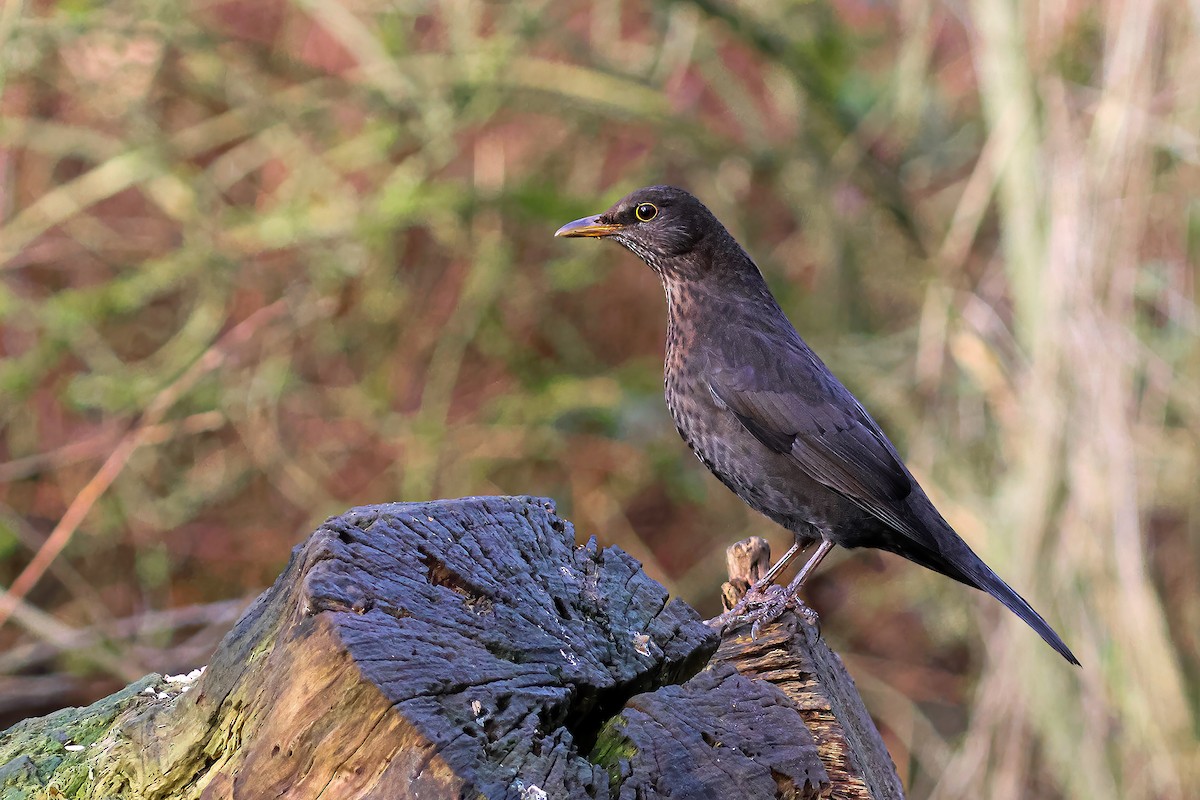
<box><xmin>555</xmin><ymin>186</ymin><xmax>722</xmax><ymax>276</ymax></box>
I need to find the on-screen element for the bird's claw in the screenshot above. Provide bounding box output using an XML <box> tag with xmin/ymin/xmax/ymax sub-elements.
<box><xmin>746</xmin><ymin>591</ymin><xmax>797</xmax><ymax>639</ymax></box>
<box><xmin>707</xmin><ymin>585</ymin><xmax>765</xmax><ymax>630</ymax></box>
<box><xmin>798</xmin><ymin>602</ymin><xmax>821</xmax><ymax>632</ymax></box>
<box><xmin>707</xmin><ymin>584</ymin><xmax>818</xmax><ymax>639</ymax></box>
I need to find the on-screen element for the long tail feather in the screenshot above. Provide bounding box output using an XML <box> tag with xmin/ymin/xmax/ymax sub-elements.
<box><xmin>965</xmin><ymin>561</ymin><xmax>1080</xmax><ymax>666</ymax></box>
<box><xmin>895</xmin><ymin>532</ymin><xmax>1080</xmax><ymax>666</ymax></box>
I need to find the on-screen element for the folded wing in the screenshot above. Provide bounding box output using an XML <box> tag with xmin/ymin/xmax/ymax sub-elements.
<box><xmin>707</xmin><ymin>338</ymin><xmax>925</xmax><ymax>544</ymax></box>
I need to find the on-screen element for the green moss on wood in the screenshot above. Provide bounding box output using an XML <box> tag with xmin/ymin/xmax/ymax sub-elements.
<box><xmin>587</xmin><ymin>717</ymin><xmax>638</xmax><ymax>793</ymax></box>
<box><xmin>0</xmin><ymin>675</ymin><xmax>161</xmax><ymax>800</ymax></box>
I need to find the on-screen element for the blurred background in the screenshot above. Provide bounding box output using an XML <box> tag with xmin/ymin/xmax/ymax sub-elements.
<box><xmin>1</xmin><ymin>0</ymin><xmax>1197</xmax><ymax>797</ymax></box>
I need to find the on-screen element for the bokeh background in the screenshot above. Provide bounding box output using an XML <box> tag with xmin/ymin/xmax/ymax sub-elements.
<box><xmin>1</xmin><ymin>0</ymin><xmax>1197</xmax><ymax>797</ymax></box>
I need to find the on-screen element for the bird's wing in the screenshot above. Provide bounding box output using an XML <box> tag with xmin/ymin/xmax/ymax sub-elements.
<box><xmin>707</xmin><ymin>339</ymin><xmax>923</xmax><ymax>540</ymax></box>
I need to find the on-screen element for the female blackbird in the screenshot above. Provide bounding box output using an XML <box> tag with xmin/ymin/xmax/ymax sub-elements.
<box><xmin>556</xmin><ymin>185</ymin><xmax>1078</xmax><ymax>665</ymax></box>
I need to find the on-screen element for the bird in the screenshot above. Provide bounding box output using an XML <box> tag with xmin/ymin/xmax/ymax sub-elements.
<box><xmin>555</xmin><ymin>185</ymin><xmax>1079</xmax><ymax>665</ymax></box>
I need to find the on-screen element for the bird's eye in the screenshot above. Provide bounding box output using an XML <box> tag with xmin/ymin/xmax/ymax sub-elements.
<box><xmin>635</xmin><ymin>203</ymin><xmax>658</xmax><ymax>222</ymax></box>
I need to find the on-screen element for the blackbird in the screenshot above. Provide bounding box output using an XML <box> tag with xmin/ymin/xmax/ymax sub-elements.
<box><xmin>556</xmin><ymin>185</ymin><xmax>1078</xmax><ymax>665</ymax></box>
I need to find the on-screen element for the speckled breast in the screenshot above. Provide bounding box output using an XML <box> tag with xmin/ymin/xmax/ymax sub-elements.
<box><xmin>662</xmin><ymin>336</ymin><xmax>834</xmax><ymax>539</ymax></box>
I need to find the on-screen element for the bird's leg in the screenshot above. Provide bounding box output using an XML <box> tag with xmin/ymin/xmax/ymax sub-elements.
<box><xmin>726</xmin><ymin>538</ymin><xmax>806</xmax><ymax>611</ymax></box>
<box><xmin>757</xmin><ymin>539</ymin><xmax>805</xmax><ymax>587</ymax></box>
<box><xmin>748</xmin><ymin>540</ymin><xmax>835</xmax><ymax>638</ymax></box>
<box><xmin>779</xmin><ymin>539</ymin><xmax>834</xmax><ymax>597</ymax></box>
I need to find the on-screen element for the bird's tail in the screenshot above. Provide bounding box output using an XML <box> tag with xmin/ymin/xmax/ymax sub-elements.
<box><xmin>963</xmin><ymin>559</ymin><xmax>1080</xmax><ymax>666</ymax></box>
<box><xmin>903</xmin><ymin>504</ymin><xmax>1080</xmax><ymax>665</ymax></box>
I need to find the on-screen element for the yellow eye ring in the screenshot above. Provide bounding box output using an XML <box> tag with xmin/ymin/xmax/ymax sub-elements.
<box><xmin>635</xmin><ymin>202</ymin><xmax>658</xmax><ymax>222</ymax></box>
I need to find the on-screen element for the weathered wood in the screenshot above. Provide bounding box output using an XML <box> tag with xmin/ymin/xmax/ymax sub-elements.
<box><xmin>715</xmin><ymin>536</ymin><xmax>905</xmax><ymax>800</ymax></box>
<box><xmin>591</xmin><ymin>664</ymin><xmax>827</xmax><ymax>799</ymax></box>
<box><xmin>719</xmin><ymin>535</ymin><xmax>773</xmax><ymax>612</ymax></box>
<box><xmin>0</xmin><ymin>497</ymin><xmax>901</xmax><ymax>799</ymax></box>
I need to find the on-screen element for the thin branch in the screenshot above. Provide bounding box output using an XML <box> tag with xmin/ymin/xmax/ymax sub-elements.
<box><xmin>0</xmin><ymin>299</ymin><xmax>289</xmax><ymax>632</ymax></box>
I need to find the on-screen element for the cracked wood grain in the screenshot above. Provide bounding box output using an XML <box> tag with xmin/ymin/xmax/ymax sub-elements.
<box><xmin>0</xmin><ymin>498</ymin><xmax>900</xmax><ymax>800</ymax></box>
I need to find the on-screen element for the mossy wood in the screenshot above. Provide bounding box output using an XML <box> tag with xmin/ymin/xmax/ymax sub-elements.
<box><xmin>0</xmin><ymin>496</ymin><xmax>902</xmax><ymax>799</ymax></box>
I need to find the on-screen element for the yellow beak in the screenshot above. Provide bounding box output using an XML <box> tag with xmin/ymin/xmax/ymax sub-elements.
<box><xmin>554</xmin><ymin>215</ymin><xmax>622</xmax><ymax>238</ymax></box>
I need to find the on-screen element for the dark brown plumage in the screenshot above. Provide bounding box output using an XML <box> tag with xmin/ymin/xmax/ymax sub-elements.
<box><xmin>556</xmin><ymin>185</ymin><xmax>1079</xmax><ymax>665</ymax></box>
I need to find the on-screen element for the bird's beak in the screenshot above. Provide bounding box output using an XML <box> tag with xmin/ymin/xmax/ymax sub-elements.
<box><xmin>554</xmin><ymin>215</ymin><xmax>622</xmax><ymax>238</ymax></box>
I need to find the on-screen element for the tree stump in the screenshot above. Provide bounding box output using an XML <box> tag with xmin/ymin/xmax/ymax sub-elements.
<box><xmin>0</xmin><ymin>496</ymin><xmax>903</xmax><ymax>799</ymax></box>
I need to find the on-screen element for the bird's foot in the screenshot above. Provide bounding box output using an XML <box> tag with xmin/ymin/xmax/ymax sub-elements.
<box><xmin>706</xmin><ymin>582</ymin><xmax>780</xmax><ymax>630</ymax></box>
<box><xmin>706</xmin><ymin>584</ymin><xmax>818</xmax><ymax>639</ymax></box>
<box><xmin>745</xmin><ymin>589</ymin><xmax>821</xmax><ymax>639</ymax></box>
